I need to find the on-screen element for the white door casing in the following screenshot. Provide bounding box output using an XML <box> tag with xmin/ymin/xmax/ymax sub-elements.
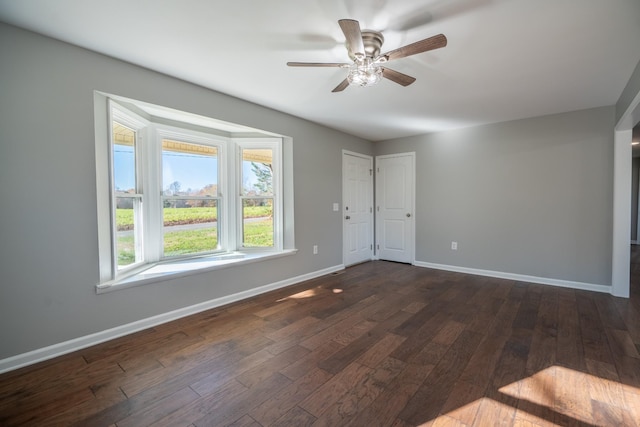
<box><xmin>343</xmin><ymin>151</ymin><xmax>373</xmax><ymax>266</ymax></box>
<box><xmin>376</xmin><ymin>153</ymin><xmax>415</xmax><ymax>264</ymax></box>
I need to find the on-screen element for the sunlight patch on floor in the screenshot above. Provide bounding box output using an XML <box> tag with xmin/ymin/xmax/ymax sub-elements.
<box><xmin>419</xmin><ymin>365</ymin><xmax>640</xmax><ymax>426</ymax></box>
<box><xmin>277</xmin><ymin>286</ymin><xmax>341</xmax><ymax>301</ymax></box>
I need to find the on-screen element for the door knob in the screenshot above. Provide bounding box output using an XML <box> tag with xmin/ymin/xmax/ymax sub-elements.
<box><xmin>406</xmin><ymin>213</ymin><xmax>411</xmax><ymax>218</ymax></box>
<box><xmin>345</xmin><ymin>216</ymin><xmax>351</xmax><ymax>220</ymax></box>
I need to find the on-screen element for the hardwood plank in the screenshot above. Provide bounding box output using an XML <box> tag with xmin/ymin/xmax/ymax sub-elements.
<box><xmin>390</xmin><ymin>310</ymin><xmax>449</xmax><ymax>362</ymax></box>
<box><xmin>149</xmin><ymin>379</ymin><xmax>248</xmax><ymax>427</ymax></box>
<box><xmin>192</xmin><ymin>373</ymin><xmax>291</xmax><ymax>426</ymax></box>
<box><xmin>512</xmin><ymin>286</ymin><xmax>541</xmax><ymax>331</ymax></box>
<box><xmin>1</xmin><ymin>260</ymin><xmax>640</xmax><ymax>426</ymax></box>
<box><xmin>592</xmin><ymin>293</ymin><xmax>628</xmax><ymax>330</ymax></box>
<box><xmin>189</xmin><ymin>348</ymin><xmax>275</xmax><ymax>396</ymax></box>
<box><xmin>119</xmin><ymin>332</ymin><xmax>205</xmax><ymax>373</ymax></box>
<box><xmin>279</xmin><ymin>339</ymin><xmax>343</xmax><ymax>381</ymax></box>
<box><xmin>116</xmin><ymin>386</ymin><xmax>200</xmax><ymax>427</ymax></box>
<box><xmin>264</xmin><ymin>314</ymin><xmax>336</xmax><ymax>356</ymax></box>
<box><xmin>311</xmin><ymin>357</ymin><xmax>405</xmax><ymax>426</ymax></box>
<box><xmin>590</xmin><ymin>399</ymin><xmax>632</xmax><ymax>427</ymax></box>
<box><xmin>525</xmin><ymin>287</ymin><xmax>558</xmax><ymax>375</ymax></box>
<box><xmin>472</xmin><ymin>396</ymin><xmax>516</xmax><ymax>427</ymax></box>
<box><xmin>345</xmin><ymin>362</ymin><xmax>435</xmax><ymax>427</ymax></box>
<box><xmin>0</xmin><ymin>359</ymin><xmax>123</xmax><ymax>423</ymax></box>
<box><xmin>457</xmin><ymin>330</ymin><xmax>510</xmax><ymax>389</ymax></box>
<box><xmin>391</xmin><ymin>298</ymin><xmax>447</xmax><ymax>338</ymax></box>
<box><xmin>510</xmin><ymin>365</ymin><xmax>556</xmax><ymax>426</ymax></box>
<box><xmin>297</xmin><ymin>361</ymin><xmax>371</xmax><ymax>417</ymax></box>
<box><xmin>1</xmin><ymin>386</ymin><xmax>95</xmax><ymax>426</ymax></box>
<box><xmin>269</xmin><ymin>405</ymin><xmax>317</xmax><ymax>427</ymax></box>
<box><xmin>584</xmin><ymin>358</ymin><xmax>635</xmax><ymax>427</ymax></box>
<box><xmin>465</xmin><ymin>296</ymin><xmax>505</xmax><ymax>333</ymax></box>
<box><xmin>45</xmin><ymin>384</ymin><xmax>128</xmax><ymax>426</ymax></box>
<box><xmin>225</xmin><ymin>414</ymin><xmax>262</xmax><ymax>427</ymax></box>
<box><xmin>553</xmin><ymin>364</ymin><xmax>593</xmax><ymax>424</ymax></box>
<box><xmin>438</xmin><ymin>380</ymin><xmax>485</xmax><ymax>425</ymax></box>
<box><xmin>80</xmin><ymin>327</ymin><xmax>161</xmax><ymax>363</ymax></box>
<box><xmin>409</xmin><ymin>320</ymin><xmax>466</xmax><ymax>366</ymax></box>
<box><xmin>399</xmin><ymin>330</ymin><xmax>484</xmax><ymax>425</ymax></box>
<box><xmin>119</xmin><ymin>335</ymin><xmax>270</xmax><ymax>397</ymax></box>
<box><xmin>0</xmin><ymin>354</ymin><xmax>88</xmax><ymax>397</ymax></box>
<box><xmin>556</xmin><ymin>291</ymin><xmax>586</xmax><ymax>371</ymax></box>
<box><xmin>402</xmin><ymin>300</ymin><xmax>427</xmax><ymax>314</ymax></box>
<box><xmin>235</xmin><ymin>345</ymin><xmax>309</xmax><ymax>388</ymax></box>
<box><xmin>253</xmin><ymin>298</ymin><xmax>298</xmax><ymax>318</ymax></box>
<box><xmin>355</xmin><ymin>332</ymin><xmax>406</xmax><ymax>368</ymax></box>
<box><xmin>249</xmin><ymin>367</ymin><xmax>332</xmax><ymax>426</ymax></box>
<box><xmin>486</xmin><ymin>285</ymin><xmax>524</xmax><ymax>337</ymax></box>
<box><xmin>431</xmin><ymin>414</ymin><xmax>468</xmax><ymax>426</ymax></box>
<box><xmin>604</xmin><ymin>328</ymin><xmax>640</xmax><ymax>360</ymax></box>
<box><xmin>576</xmin><ymin>294</ymin><xmax>615</xmax><ymax>365</ymax></box>
<box><xmin>613</xmin><ymin>297</ymin><xmax>640</xmax><ymax>347</ymax></box>
<box><xmin>358</xmin><ymin>290</ymin><xmax>410</xmax><ymax>322</ymax></box>
<box><xmin>299</xmin><ymin>312</ymin><xmax>366</xmax><ymax>350</ymax></box>
<box><xmin>317</xmin><ymin>311</ymin><xmax>411</xmax><ymax>374</ymax></box>
<box><xmin>331</xmin><ymin>319</ymin><xmax>378</xmax><ymax>346</ymax></box>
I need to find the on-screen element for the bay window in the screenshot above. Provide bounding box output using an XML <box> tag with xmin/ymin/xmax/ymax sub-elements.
<box><xmin>95</xmin><ymin>94</ymin><xmax>288</xmax><ymax>290</ymax></box>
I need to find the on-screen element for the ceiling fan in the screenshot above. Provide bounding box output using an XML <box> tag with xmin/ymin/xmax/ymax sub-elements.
<box><xmin>287</xmin><ymin>19</ymin><xmax>447</xmax><ymax>92</ymax></box>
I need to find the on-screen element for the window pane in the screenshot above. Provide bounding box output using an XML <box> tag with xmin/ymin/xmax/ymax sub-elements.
<box><xmin>115</xmin><ymin>196</ymin><xmax>140</xmax><ymax>267</ymax></box>
<box><xmin>163</xmin><ymin>199</ymin><xmax>218</xmax><ymax>257</ymax></box>
<box><xmin>243</xmin><ymin>199</ymin><xmax>273</xmax><ymax>247</ymax></box>
<box><xmin>113</xmin><ymin>121</ymin><xmax>141</xmax><ymax>268</ymax></box>
<box><xmin>162</xmin><ymin>139</ymin><xmax>217</xmax><ymax>197</ymax></box>
<box><xmin>242</xmin><ymin>148</ymin><xmax>273</xmax><ymax>196</ymax></box>
<box><xmin>112</xmin><ymin>122</ymin><xmax>136</xmax><ymax>194</ymax></box>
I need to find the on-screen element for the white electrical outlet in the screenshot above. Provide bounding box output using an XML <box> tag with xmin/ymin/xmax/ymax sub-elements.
<box><xmin>451</xmin><ymin>241</ymin><xmax>458</xmax><ymax>251</ymax></box>
<box><xmin>313</xmin><ymin>245</ymin><xmax>318</xmax><ymax>254</ymax></box>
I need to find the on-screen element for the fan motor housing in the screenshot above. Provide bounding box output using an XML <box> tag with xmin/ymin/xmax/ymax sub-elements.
<box><xmin>361</xmin><ymin>30</ymin><xmax>384</xmax><ymax>58</ymax></box>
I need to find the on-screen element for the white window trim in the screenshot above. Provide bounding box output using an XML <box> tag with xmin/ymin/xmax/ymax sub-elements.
<box><xmin>235</xmin><ymin>138</ymin><xmax>283</xmax><ymax>252</ymax></box>
<box><xmin>96</xmin><ymin>249</ymin><xmax>298</xmax><ymax>294</ymax></box>
<box><xmin>102</xmin><ymin>101</ymin><xmax>151</xmax><ymax>280</ymax></box>
<box><xmin>94</xmin><ymin>93</ymin><xmax>294</xmax><ymax>293</ymax></box>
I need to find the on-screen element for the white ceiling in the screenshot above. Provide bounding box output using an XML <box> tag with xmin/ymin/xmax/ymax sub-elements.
<box><xmin>1</xmin><ymin>0</ymin><xmax>639</xmax><ymax>141</ymax></box>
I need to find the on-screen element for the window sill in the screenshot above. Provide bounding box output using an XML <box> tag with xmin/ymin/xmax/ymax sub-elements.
<box><xmin>96</xmin><ymin>249</ymin><xmax>298</xmax><ymax>294</ymax></box>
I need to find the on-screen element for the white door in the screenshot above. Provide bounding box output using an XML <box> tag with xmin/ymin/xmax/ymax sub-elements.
<box><xmin>376</xmin><ymin>153</ymin><xmax>415</xmax><ymax>263</ymax></box>
<box><xmin>343</xmin><ymin>151</ymin><xmax>373</xmax><ymax>266</ymax></box>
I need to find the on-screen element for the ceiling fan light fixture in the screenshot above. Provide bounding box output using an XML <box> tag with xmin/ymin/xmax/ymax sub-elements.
<box><xmin>347</xmin><ymin>58</ymin><xmax>382</xmax><ymax>87</ymax></box>
<box><xmin>287</xmin><ymin>19</ymin><xmax>447</xmax><ymax>92</ymax></box>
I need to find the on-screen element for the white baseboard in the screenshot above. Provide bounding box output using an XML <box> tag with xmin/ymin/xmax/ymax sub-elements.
<box><xmin>413</xmin><ymin>261</ymin><xmax>611</xmax><ymax>294</ymax></box>
<box><xmin>0</xmin><ymin>264</ymin><xmax>345</xmax><ymax>374</ymax></box>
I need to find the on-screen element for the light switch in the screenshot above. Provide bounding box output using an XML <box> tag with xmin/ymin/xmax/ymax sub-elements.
<box><xmin>333</xmin><ymin>203</ymin><xmax>339</xmax><ymax>212</ymax></box>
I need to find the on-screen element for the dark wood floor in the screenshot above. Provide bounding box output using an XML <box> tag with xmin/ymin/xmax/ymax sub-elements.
<box><xmin>2</xmin><ymin>258</ymin><xmax>640</xmax><ymax>426</ymax></box>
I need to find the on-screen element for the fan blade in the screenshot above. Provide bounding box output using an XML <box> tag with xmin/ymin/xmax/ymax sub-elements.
<box><xmin>379</xmin><ymin>34</ymin><xmax>447</xmax><ymax>62</ymax></box>
<box><xmin>332</xmin><ymin>79</ymin><xmax>350</xmax><ymax>92</ymax></box>
<box><xmin>287</xmin><ymin>62</ymin><xmax>349</xmax><ymax>67</ymax></box>
<box><xmin>381</xmin><ymin>67</ymin><xmax>416</xmax><ymax>86</ymax></box>
<box><xmin>338</xmin><ymin>19</ymin><xmax>365</xmax><ymax>60</ymax></box>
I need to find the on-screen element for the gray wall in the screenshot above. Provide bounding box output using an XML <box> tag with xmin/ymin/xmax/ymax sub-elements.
<box><xmin>375</xmin><ymin>107</ymin><xmax>615</xmax><ymax>286</ymax></box>
<box><xmin>0</xmin><ymin>23</ymin><xmax>372</xmax><ymax>360</ymax></box>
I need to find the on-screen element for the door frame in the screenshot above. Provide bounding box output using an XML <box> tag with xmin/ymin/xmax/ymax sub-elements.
<box><xmin>612</xmin><ymin>76</ymin><xmax>640</xmax><ymax>297</ymax></box>
<box><xmin>375</xmin><ymin>152</ymin><xmax>416</xmax><ymax>264</ymax></box>
<box><xmin>342</xmin><ymin>150</ymin><xmax>374</xmax><ymax>266</ymax></box>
